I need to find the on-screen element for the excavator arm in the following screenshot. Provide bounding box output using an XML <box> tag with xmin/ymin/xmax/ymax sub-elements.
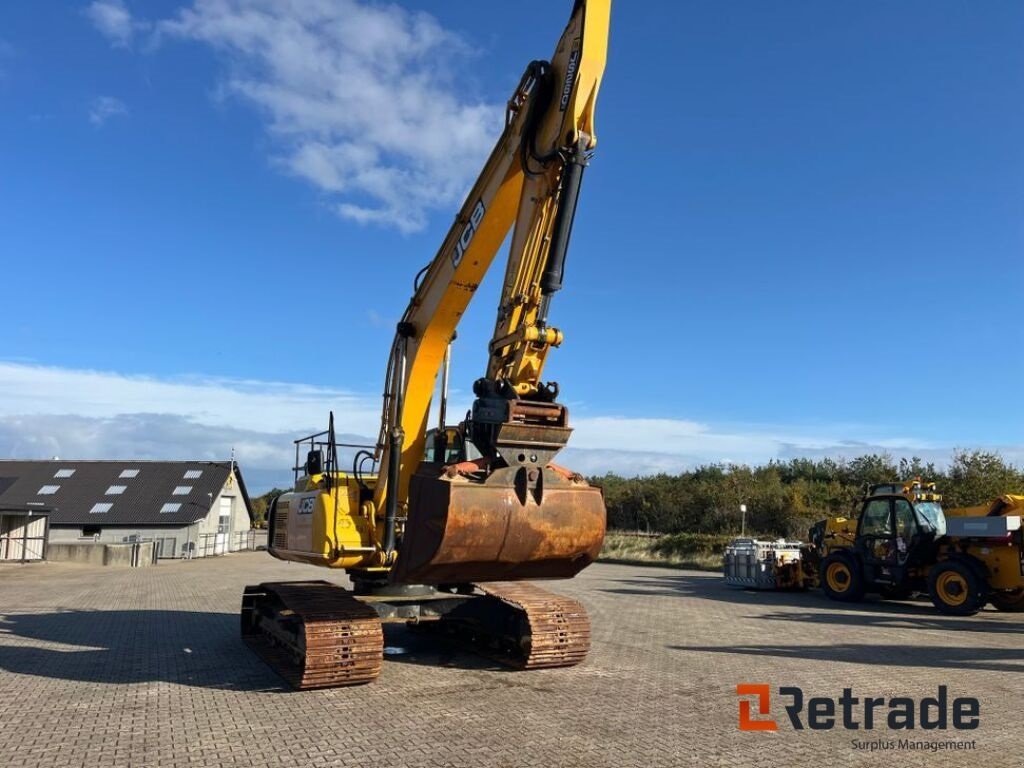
<box><xmin>372</xmin><ymin>0</ymin><xmax>611</xmax><ymax>576</ymax></box>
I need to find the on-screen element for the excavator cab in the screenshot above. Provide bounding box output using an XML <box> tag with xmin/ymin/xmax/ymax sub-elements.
<box><xmin>421</xmin><ymin>426</ymin><xmax>480</xmax><ymax>466</ymax></box>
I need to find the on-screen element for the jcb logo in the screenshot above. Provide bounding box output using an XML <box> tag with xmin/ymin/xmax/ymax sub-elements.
<box><xmin>451</xmin><ymin>199</ymin><xmax>485</xmax><ymax>268</ymax></box>
<box><xmin>559</xmin><ymin>38</ymin><xmax>582</xmax><ymax>111</ymax></box>
<box><xmin>737</xmin><ymin>684</ymin><xmax>778</xmax><ymax>731</ymax></box>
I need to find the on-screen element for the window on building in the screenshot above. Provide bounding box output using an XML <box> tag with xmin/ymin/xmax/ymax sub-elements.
<box><xmin>119</xmin><ymin>468</ymin><xmax>140</xmax><ymax>479</ymax></box>
<box><xmin>183</xmin><ymin>469</ymin><xmax>203</xmax><ymax>480</ymax></box>
<box><xmin>54</xmin><ymin>468</ymin><xmax>76</xmax><ymax>478</ymax></box>
<box><xmin>37</xmin><ymin>485</ymin><xmax>60</xmax><ymax>495</ymax></box>
<box><xmin>172</xmin><ymin>485</ymin><xmax>192</xmax><ymax>496</ymax></box>
<box><xmin>90</xmin><ymin>502</ymin><xmax>112</xmax><ymax>514</ymax></box>
<box><xmin>105</xmin><ymin>485</ymin><xmax>127</xmax><ymax>495</ymax></box>
<box><xmin>82</xmin><ymin>525</ymin><xmax>102</xmax><ymax>538</ymax></box>
<box><xmin>160</xmin><ymin>502</ymin><xmax>181</xmax><ymax>513</ymax></box>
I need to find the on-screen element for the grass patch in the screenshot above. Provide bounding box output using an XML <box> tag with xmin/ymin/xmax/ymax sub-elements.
<box><xmin>599</xmin><ymin>531</ymin><xmax>735</xmax><ymax>571</ymax></box>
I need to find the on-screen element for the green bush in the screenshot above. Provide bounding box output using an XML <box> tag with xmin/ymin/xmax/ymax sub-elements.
<box><xmin>593</xmin><ymin>451</ymin><xmax>1023</xmax><ymax>539</ymax></box>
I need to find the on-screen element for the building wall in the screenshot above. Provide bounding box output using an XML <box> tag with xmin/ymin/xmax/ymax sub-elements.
<box><xmin>193</xmin><ymin>469</ymin><xmax>251</xmax><ymax>546</ymax></box>
<box><xmin>0</xmin><ymin>512</ymin><xmax>48</xmax><ymax>560</ymax></box>
<box><xmin>48</xmin><ymin>470</ymin><xmax>253</xmax><ymax>558</ymax></box>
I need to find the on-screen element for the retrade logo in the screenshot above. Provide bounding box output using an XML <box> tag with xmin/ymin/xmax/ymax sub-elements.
<box><xmin>736</xmin><ymin>684</ymin><xmax>777</xmax><ymax>731</ymax></box>
<box><xmin>735</xmin><ymin>685</ymin><xmax>980</xmax><ymax>732</ymax></box>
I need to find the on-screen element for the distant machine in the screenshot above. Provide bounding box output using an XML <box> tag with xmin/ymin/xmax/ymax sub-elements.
<box><xmin>724</xmin><ymin>481</ymin><xmax>1024</xmax><ymax>615</ymax></box>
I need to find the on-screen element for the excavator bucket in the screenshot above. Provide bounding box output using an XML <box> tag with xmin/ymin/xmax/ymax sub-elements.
<box><xmin>390</xmin><ymin>463</ymin><xmax>606</xmax><ymax>585</ymax></box>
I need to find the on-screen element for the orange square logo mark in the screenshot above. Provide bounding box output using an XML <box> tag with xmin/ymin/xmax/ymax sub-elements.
<box><xmin>737</xmin><ymin>684</ymin><xmax>778</xmax><ymax>731</ymax></box>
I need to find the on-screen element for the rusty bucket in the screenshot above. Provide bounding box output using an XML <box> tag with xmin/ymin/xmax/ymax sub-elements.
<box><xmin>389</xmin><ymin>464</ymin><xmax>606</xmax><ymax>585</ymax></box>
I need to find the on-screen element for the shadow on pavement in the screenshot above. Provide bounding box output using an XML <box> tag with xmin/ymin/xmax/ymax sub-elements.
<box><xmin>0</xmin><ymin>609</ymin><xmax>524</xmax><ymax>689</ymax></box>
<box><xmin>675</xmin><ymin>642</ymin><xmax>1024</xmax><ymax>674</ymax></box>
<box><xmin>0</xmin><ymin>609</ymin><xmax>286</xmax><ymax>691</ymax></box>
<box><xmin>602</xmin><ymin>572</ymin><xmax>1024</xmax><ymax>632</ymax></box>
<box><xmin>752</xmin><ymin>609</ymin><xmax>1024</xmax><ymax>635</ymax></box>
<box><xmin>380</xmin><ymin>623</ymin><xmax>513</xmax><ymax>673</ymax></box>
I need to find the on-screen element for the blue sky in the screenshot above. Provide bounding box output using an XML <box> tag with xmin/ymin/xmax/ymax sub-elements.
<box><xmin>1</xmin><ymin>0</ymin><xmax>1022</xmax><ymax>490</ymax></box>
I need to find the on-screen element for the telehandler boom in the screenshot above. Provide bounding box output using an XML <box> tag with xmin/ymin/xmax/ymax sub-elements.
<box><xmin>241</xmin><ymin>0</ymin><xmax>612</xmax><ymax>689</ymax></box>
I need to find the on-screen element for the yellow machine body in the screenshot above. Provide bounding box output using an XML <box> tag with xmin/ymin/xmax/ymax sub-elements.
<box><xmin>820</xmin><ymin>515</ymin><xmax>857</xmax><ymax>556</ymax></box>
<box><xmin>271</xmin><ymin>474</ymin><xmax>381</xmax><ymax>570</ymax></box>
<box><xmin>945</xmin><ymin>494</ymin><xmax>1024</xmax><ymax>518</ymax></box>
<box><xmin>945</xmin><ymin>494</ymin><xmax>1024</xmax><ymax>591</ymax></box>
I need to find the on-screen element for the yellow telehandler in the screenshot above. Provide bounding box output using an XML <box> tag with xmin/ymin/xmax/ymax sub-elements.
<box><xmin>726</xmin><ymin>481</ymin><xmax>1024</xmax><ymax>616</ymax></box>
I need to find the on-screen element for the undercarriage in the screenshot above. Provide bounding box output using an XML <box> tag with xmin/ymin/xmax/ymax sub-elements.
<box><xmin>240</xmin><ymin>580</ymin><xmax>590</xmax><ymax>690</ymax></box>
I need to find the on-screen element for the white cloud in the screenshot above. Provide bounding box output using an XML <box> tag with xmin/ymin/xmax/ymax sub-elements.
<box><xmin>88</xmin><ymin>95</ymin><xmax>128</xmax><ymax>126</ymax></box>
<box><xmin>1</xmin><ymin>361</ymin><xmax>1019</xmax><ymax>492</ymax></box>
<box><xmin>566</xmin><ymin>415</ymin><xmax>936</xmax><ymax>465</ymax></box>
<box><xmin>85</xmin><ymin>0</ymin><xmax>140</xmax><ymax>47</ymax></box>
<box><xmin>0</xmin><ymin>362</ymin><xmax>383</xmax><ymax>492</ymax></box>
<box><xmin>151</xmin><ymin>0</ymin><xmax>503</xmax><ymax>233</ymax></box>
<box><xmin>0</xmin><ymin>362</ymin><xmax>379</xmax><ymax>436</ymax></box>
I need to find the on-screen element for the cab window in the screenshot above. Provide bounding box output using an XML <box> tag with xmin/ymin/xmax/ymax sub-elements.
<box><xmin>423</xmin><ymin>428</ymin><xmax>470</xmax><ymax>465</ymax></box>
<box><xmin>860</xmin><ymin>499</ymin><xmax>892</xmax><ymax>537</ymax></box>
<box><xmin>893</xmin><ymin>498</ymin><xmax>916</xmax><ymax>538</ymax></box>
<box><xmin>914</xmin><ymin>502</ymin><xmax>946</xmax><ymax>536</ymax></box>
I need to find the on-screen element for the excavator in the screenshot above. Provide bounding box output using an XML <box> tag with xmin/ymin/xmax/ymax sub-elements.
<box><xmin>241</xmin><ymin>0</ymin><xmax>612</xmax><ymax>689</ymax></box>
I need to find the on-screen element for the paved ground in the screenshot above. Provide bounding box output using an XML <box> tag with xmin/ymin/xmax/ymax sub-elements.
<box><xmin>0</xmin><ymin>554</ymin><xmax>1021</xmax><ymax>768</ymax></box>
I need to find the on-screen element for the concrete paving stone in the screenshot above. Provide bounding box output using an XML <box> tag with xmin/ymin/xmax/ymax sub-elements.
<box><xmin>0</xmin><ymin>554</ymin><xmax>1020</xmax><ymax>767</ymax></box>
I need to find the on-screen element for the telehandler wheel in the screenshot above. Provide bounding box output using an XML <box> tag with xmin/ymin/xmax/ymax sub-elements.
<box><xmin>820</xmin><ymin>553</ymin><xmax>865</xmax><ymax>603</ymax></box>
<box><xmin>928</xmin><ymin>561</ymin><xmax>985</xmax><ymax>616</ymax></box>
<box><xmin>990</xmin><ymin>589</ymin><xmax>1024</xmax><ymax>613</ymax></box>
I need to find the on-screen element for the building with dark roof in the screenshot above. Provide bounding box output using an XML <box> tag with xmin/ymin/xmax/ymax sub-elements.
<box><xmin>0</xmin><ymin>460</ymin><xmax>253</xmax><ymax>559</ymax></box>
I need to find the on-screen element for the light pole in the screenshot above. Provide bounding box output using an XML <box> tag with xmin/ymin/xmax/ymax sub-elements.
<box><xmin>740</xmin><ymin>504</ymin><xmax>747</xmax><ymax>537</ymax></box>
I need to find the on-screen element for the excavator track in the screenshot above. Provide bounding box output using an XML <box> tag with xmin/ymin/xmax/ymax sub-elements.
<box><xmin>241</xmin><ymin>581</ymin><xmax>383</xmax><ymax>690</ymax></box>
<box><xmin>432</xmin><ymin>581</ymin><xmax>591</xmax><ymax>669</ymax></box>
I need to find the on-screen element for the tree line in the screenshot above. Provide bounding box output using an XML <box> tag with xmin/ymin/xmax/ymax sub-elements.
<box><xmin>592</xmin><ymin>450</ymin><xmax>1024</xmax><ymax>539</ymax></box>
<box><xmin>248</xmin><ymin>450</ymin><xmax>1023</xmax><ymax>538</ymax></box>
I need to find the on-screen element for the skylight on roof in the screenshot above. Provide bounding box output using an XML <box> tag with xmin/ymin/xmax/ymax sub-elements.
<box><xmin>106</xmin><ymin>485</ymin><xmax>127</xmax><ymax>495</ymax></box>
<box><xmin>183</xmin><ymin>469</ymin><xmax>203</xmax><ymax>480</ymax></box>
<box><xmin>160</xmin><ymin>502</ymin><xmax>181</xmax><ymax>513</ymax></box>
<box><xmin>37</xmin><ymin>485</ymin><xmax>60</xmax><ymax>495</ymax></box>
<box><xmin>90</xmin><ymin>502</ymin><xmax>112</xmax><ymax>514</ymax></box>
<box><xmin>54</xmin><ymin>469</ymin><xmax>76</xmax><ymax>479</ymax></box>
<box><xmin>172</xmin><ymin>485</ymin><xmax>192</xmax><ymax>496</ymax></box>
<box><xmin>119</xmin><ymin>469</ymin><xmax>140</xmax><ymax>479</ymax></box>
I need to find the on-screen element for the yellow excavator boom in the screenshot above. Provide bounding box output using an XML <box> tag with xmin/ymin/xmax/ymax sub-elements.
<box><xmin>374</xmin><ymin>0</ymin><xmax>610</xmax><ymax>516</ymax></box>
